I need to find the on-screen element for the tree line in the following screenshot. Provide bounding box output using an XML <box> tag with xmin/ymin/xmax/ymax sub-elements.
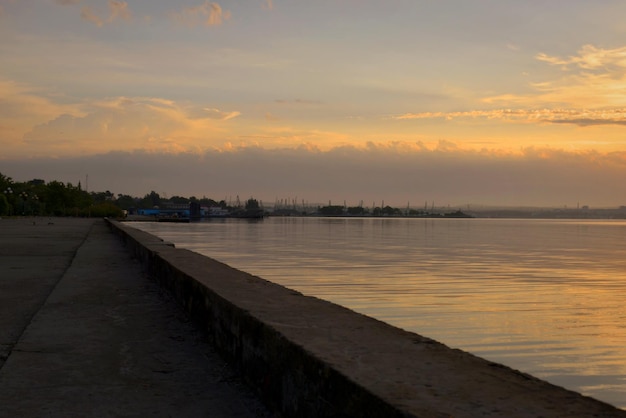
<box><xmin>0</xmin><ymin>172</ymin><xmax>226</xmax><ymax>218</ymax></box>
<box><xmin>0</xmin><ymin>172</ymin><xmax>471</xmax><ymax>219</ymax></box>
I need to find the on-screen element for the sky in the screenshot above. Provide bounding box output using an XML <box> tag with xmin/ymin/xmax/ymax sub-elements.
<box><xmin>1</xmin><ymin>0</ymin><xmax>626</xmax><ymax>207</ymax></box>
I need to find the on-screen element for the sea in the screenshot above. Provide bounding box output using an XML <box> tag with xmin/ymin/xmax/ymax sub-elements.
<box><xmin>131</xmin><ymin>217</ymin><xmax>626</xmax><ymax>409</ymax></box>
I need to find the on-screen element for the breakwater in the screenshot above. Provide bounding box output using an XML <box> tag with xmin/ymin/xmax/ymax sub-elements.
<box><xmin>107</xmin><ymin>219</ymin><xmax>626</xmax><ymax>417</ymax></box>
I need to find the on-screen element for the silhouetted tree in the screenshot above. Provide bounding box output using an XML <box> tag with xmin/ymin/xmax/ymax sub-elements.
<box><xmin>318</xmin><ymin>205</ymin><xmax>345</xmax><ymax>216</ymax></box>
<box><xmin>346</xmin><ymin>206</ymin><xmax>366</xmax><ymax>216</ymax></box>
<box><xmin>91</xmin><ymin>190</ymin><xmax>114</xmax><ymax>204</ymax></box>
<box><xmin>115</xmin><ymin>194</ymin><xmax>137</xmax><ymax>210</ymax></box>
<box><xmin>0</xmin><ymin>172</ymin><xmax>12</xmax><ymax>191</ymax></box>
<box><xmin>138</xmin><ymin>191</ymin><xmax>161</xmax><ymax>209</ymax></box>
<box><xmin>0</xmin><ymin>194</ymin><xmax>9</xmax><ymax>216</ymax></box>
<box><xmin>43</xmin><ymin>181</ymin><xmax>69</xmax><ymax>215</ymax></box>
<box><xmin>169</xmin><ymin>195</ymin><xmax>189</xmax><ymax>205</ymax></box>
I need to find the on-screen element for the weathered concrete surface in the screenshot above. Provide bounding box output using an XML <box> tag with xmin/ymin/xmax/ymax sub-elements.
<box><xmin>111</xmin><ymin>218</ymin><xmax>626</xmax><ymax>418</ymax></box>
<box><xmin>0</xmin><ymin>217</ymin><xmax>92</xmax><ymax>370</ymax></box>
<box><xmin>0</xmin><ymin>218</ymin><xmax>270</xmax><ymax>417</ymax></box>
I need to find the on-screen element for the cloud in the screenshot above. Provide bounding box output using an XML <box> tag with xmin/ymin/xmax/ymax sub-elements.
<box><xmin>203</xmin><ymin>108</ymin><xmax>241</xmax><ymax>120</ymax></box>
<box><xmin>0</xmin><ymin>80</ymin><xmax>70</xmax><ymax>117</ymax></box>
<box><xmin>16</xmin><ymin>96</ymin><xmax>242</xmax><ymax>157</ymax></box>
<box><xmin>506</xmin><ymin>43</ymin><xmax>520</xmax><ymax>51</ymax></box>
<box><xmin>393</xmin><ymin>108</ymin><xmax>626</xmax><ymax>126</ymax></box>
<box><xmin>536</xmin><ymin>44</ymin><xmax>626</xmax><ymax>71</ymax></box>
<box><xmin>395</xmin><ymin>44</ymin><xmax>626</xmax><ymax>128</ymax></box>
<box><xmin>107</xmin><ymin>0</ymin><xmax>131</xmax><ymax>23</ymax></box>
<box><xmin>3</xmin><ymin>144</ymin><xmax>626</xmax><ymax>208</ymax></box>
<box><xmin>262</xmin><ymin>0</ymin><xmax>273</xmax><ymax>10</ymax></box>
<box><xmin>55</xmin><ymin>0</ymin><xmax>81</xmax><ymax>5</ymax></box>
<box><xmin>81</xmin><ymin>6</ymin><xmax>103</xmax><ymax>27</ymax></box>
<box><xmin>0</xmin><ymin>79</ymin><xmax>84</xmax><ymax>156</ymax></box>
<box><xmin>79</xmin><ymin>0</ymin><xmax>131</xmax><ymax>27</ymax></box>
<box><xmin>275</xmin><ymin>99</ymin><xmax>322</xmax><ymax>105</ymax></box>
<box><xmin>170</xmin><ymin>1</ymin><xmax>231</xmax><ymax>27</ymax></box>
<box><xmin>0</xmin><ymin>78</ymin><xmax>347</xmax><ymax>158</ymax></box>
<box><xmin>499</xmin><ymin>44</ymin><xmax>626</xmax><ymax>109</ymax></box>
<box><xmin>548</xmin><ymin>118</ymin><xmax>626</xmax><ymax>127</ymax></box>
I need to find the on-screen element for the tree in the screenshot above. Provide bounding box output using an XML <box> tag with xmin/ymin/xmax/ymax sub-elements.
<box><xmin>89</xmin><ymin>202</ymin><xmax>124</xmax><ymax>218</ymax></box>
<box><xmin>115</xmin><ymin>194</ymin><xmax>137</xmax><ymax>210</ymax></box>
<box><xmin>91</xmin><ymin>190</ymin><xmax>114</xmax><ymax>204</ymax></box>
<box><xmin>42</xmin><ymin>181</ymin><xmax>68</xmax><ymax>215</ymax></box>
<box><xmin>318</xmin><ymin>205</ymin><xmax>345</xmax><ymax>216</ymax></box>
<box><xmin>65</xmin><ymin>182</ymin><xmax>92</xmax><ymax>214</ymax></box>
<box><xmin>382</xmin><ymin>205</ymin><xmax>401</xmax><ymax>216</ymax></box>
<box><xmin>138</xmin><ymin>191</ymin><xmax>161</xmax><ymax>209</ymax></box>
<box><xmin>0</xmin><ymin>194</ymin><xmax>9</xmax><ymax>216</ymax></box>
<box><xmin>0</xmin><ymin>172</ymin><xmax>12</xmax><ymax>191</ymax></box>
<box><xmin>346</xmin><ymin>206</ymin><xmax>366</xmax><ymax>216</ymax></box>
<box><xmin>0</xmin><ymin>172</ymin><xmax>14</xmax><ymax>215</ymax></box>
<box><xmin>169</xmin><ymin>195</ymin><xmax>189</xmax><ymax>205</ymax></box>
<box><xmin>39</xmin><ymin>181</ymin><xmax>90</xmax><ymax>216</ymax></box>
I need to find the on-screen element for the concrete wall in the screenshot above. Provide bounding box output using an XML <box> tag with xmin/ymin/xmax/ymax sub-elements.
<box><xmin>106</xmin><ymin>219</ymin><xmax>626</xmax><ymax>418</ymax></box>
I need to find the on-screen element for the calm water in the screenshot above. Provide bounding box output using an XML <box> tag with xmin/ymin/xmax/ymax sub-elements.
<box><xmin>132</xmin><ymin>217</ymin><xmax>626</xmax><ymax>409</ymax></box>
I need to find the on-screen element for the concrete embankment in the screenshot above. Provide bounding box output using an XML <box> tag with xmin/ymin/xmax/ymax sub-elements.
<box><xmin>0</xmin><ymin>218</ymin><xmax>269</xmax><ymax>417</ymax></box>
<box><xmin>108</xmin><ymin>219</ymin><xmax>626</xmax><ymax>418</ymax></box>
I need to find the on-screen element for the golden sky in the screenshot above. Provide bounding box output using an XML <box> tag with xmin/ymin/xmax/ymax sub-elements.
<box><xmin>1</xmin><ymin>1</ymin><xmax>626</xmax><ymax>206</ymax></box>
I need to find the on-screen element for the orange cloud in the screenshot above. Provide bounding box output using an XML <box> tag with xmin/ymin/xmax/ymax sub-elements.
<box><xmin>275</xmin><ymin>99</ymin><xmax>322</xmax><ymax>105</ymax></box>
<box><xmin>170</xmin><ymin>1</ymin><xmax>231</xmax><ymax>27</ymax></box>
<box><xmin>0</xmin><ymin>79</ymin><xmax>82</xmax><ymax>129</ymax></box>
<box><xmin>0</xmin><ymin>79</ymin><xmax>86</xmax><ymax>157</ymax></box>
<box><xmin>202</xmin><ymin>108</ymin><xmax>241</xmax><ymax>120</ymax></box>
<box><xmin>393</xmin><ymin>108</ymin><xmax>626</xmax><ymax>126</ymax></box>
<box><xmin>108</xmin><ymin>0</ymin><xmax>131</xmax><ymax>23</ymax></box>
<box><xmin>0</xmin><ymin>78</ymin><xmax>356</xmax><ymax>158</ymax></box>
<box><xmin>16</xmin><ymin>96</ymin><xmax>242</xmax><ymax>157</ymax></box>
<box><xmin>242</xmin><ymin>125</ymin><xmax>353</xmax><ymax>149</ymax></box>
<box><xmin>79</xmin><ymin>0</ymin><xmax>131</xmax><ymax>27</ymax></box>
<box><xmin>396</xmin><ymin>44</ymin><xmax>626</xmax><ymax>129</ymax></box>
<box><xmin>491</xmin><ymin>44</ymin><xmax>626</xmax><ymax>109</ymax></box>
<box><xmin>80</xmin><ymin>6</ymin><xmax>103</xmax><ymax>27</ymax></box>
<box><xmin>536</xmin><ymin>44</ymin><xmax>626</xmax><ymax>71</ymax></box>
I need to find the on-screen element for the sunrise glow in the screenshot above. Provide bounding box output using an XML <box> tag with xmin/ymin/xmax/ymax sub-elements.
<box><xmin>1</xmin><ymin>1</ymin><xmax>626</xmax><ymax>206</ymax></box>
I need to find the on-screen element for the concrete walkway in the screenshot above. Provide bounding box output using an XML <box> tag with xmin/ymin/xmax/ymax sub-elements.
<box><xmin>0</xmin><ymin>218</ymin><xmax>270</xmax><ymax>417</ymax></box>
